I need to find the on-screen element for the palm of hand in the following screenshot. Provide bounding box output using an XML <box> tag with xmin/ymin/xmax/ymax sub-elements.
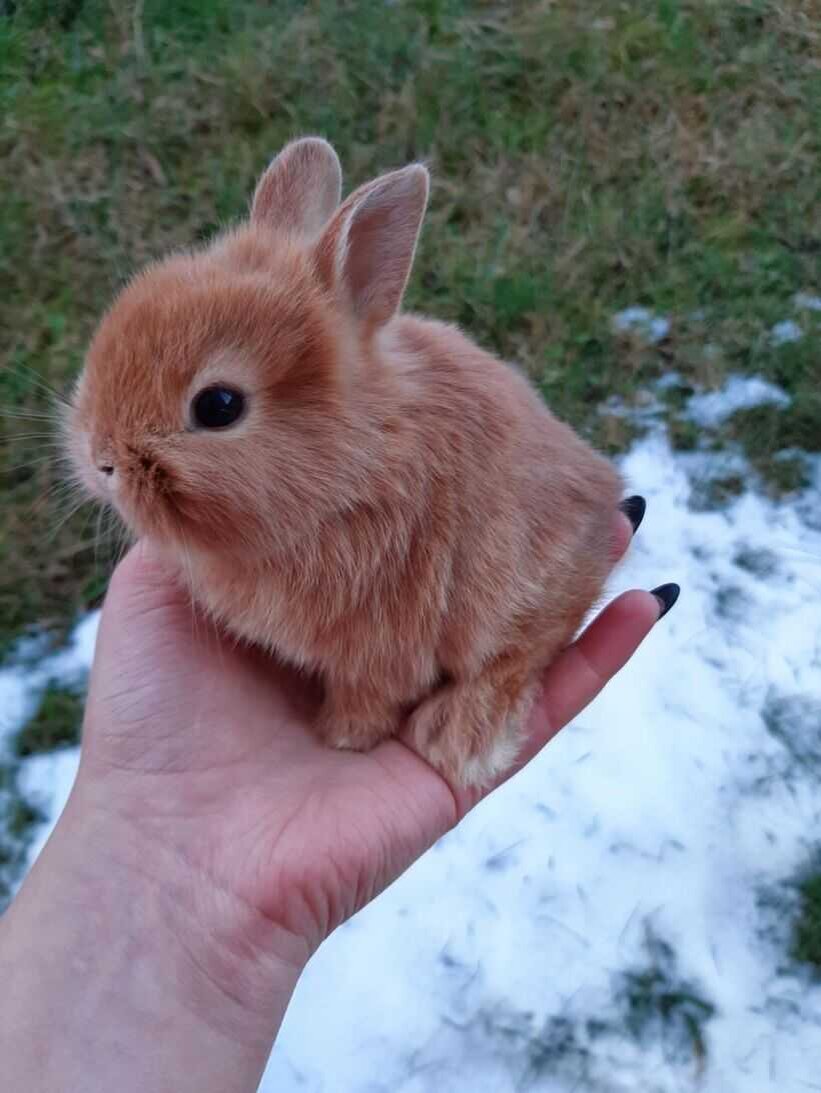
<box><xmin>80</xmin><ymin>524</ymin><xmax>654</xmax><ymax>954</ymax></box>
<box><xmin>82</xmin><ymin>550</ymin><xmax>461</xmax><ymax>951</ymax></box>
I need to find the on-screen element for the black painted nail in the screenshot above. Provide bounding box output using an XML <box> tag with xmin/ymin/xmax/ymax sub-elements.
<box><xmin>651</xmin><ymin>583</ymin><xmax>680</xmax><ymax>620</ymax></box>
<box><xmin>619</xmin><ymin>495</ymin><xmax>647</xmax><ymax>534</ymax></box>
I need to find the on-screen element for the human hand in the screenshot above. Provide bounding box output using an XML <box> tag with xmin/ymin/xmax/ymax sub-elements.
<box><xmin>2</xmin><ymin>504</ymin><xmax>672</xmax><ymax>1093</ymax></box>
<box><xmin>77</xmin><ymin>507</ymin><xmax>665</xmax><ymax>957</ymax></box>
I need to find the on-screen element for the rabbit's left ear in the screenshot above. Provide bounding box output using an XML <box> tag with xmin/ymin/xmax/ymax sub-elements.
<box><xmin>251</xmin><ymin>137</ymin><xmax>342</xmax><ymax>236</ymax></box>
<box><xmin>314</xmin><ymin>164</ymin><xmax>429</xmax><ymax>328</ymax></box>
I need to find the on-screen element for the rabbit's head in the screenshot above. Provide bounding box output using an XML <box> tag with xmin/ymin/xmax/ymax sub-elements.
<box><xmin>66</xmin><ymin>137</ymin><xmax>429</xmax><ymax>563</ymax></box>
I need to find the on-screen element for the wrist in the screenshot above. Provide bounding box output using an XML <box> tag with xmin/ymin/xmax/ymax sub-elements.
<box><xmin>67</xmin><ymin>777</ymin><xmax>310</xmax><ymax>1010</ymax></box>
<box><xmin>0</xmin><ymin>779</ymin><xmax>308</xmax><ymax>1092</ymax></box>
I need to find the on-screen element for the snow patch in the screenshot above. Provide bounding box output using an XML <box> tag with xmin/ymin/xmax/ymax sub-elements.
<box><xmin>0</xmin><ymin>613</ymin><xmax>96</xmax><ymax>871</ymax></box>
<box><xmin>612</xmin><ymin>307</ymin><xmax>671</xmax><ymax>344</ymax></box>
<box><xmin>656</xmin><ymin>373</ymin><xmax>683</xmax><ymax>392</ymax></box>
<box><xmin>686</xmin><ymin>375</ymin><xmax>790</xmax><ymax>428</ymax></box>
<box><xmin>771</xmin><ymin>320</ymin><xmax>803</xmax><ymax>346</ymax></box>
<box><xmin>19</xmin><ymin>748</ymin><xmax>80</xmax><ymax>862</ymax></box>
<box><xmin>262</xmin><ymin>428</ymin><xmax>821</xmax><ymax>1092</ymax></box>
<box><xmin>4</xmin><ymin>411</ymin><xmax>821</xmax><ymax>1092</ymax></box>
<box><xmin>0</xmin><ymin>612</ymin><xmax>98</xmax><ymax>746</ymax></box>
<box><xmin>793</xmin><ymin>292</ymin><xmax>821</xmax><ymax>313</ymax></box>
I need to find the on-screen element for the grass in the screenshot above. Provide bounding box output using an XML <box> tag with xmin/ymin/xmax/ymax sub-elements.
<box><xmin>725</xmin><ymin>399</ymin><xmax>821</xmax><ymax>494</ymax></box>
<box><xmin>0</xmin><ymin>1</ymin><xmax>819</xmax><ymax>662</ymax></box>
<box><xmin>522</xmin><ymin>1015</ymin><xmax>594</xmax><ymax>1088</ymax></box>
<box><xmin>12</xmin><ymin>679</ymin><xmax>84</xmax><ymax>757</ymax></box>
<box><xmin>0</xmin><ymin>676</ymin><xmax>84</xmax><ymax>903</ymax></box>
<box><xmin>762</xmin><ymin>691</ymin><xmax>821</xmax><ymax>774</ymax></box>
<box><xmin>0</xmin><ymin>758</ymin><xmax>44</xmax><ymax>908</ymax></box>
<box><xmin>614</xmin><ymin>928</ymin><xmax>716</xmax><ymax>1068</ymax></box>
<box><xmin>791</xmin><ymin>868</ymin><xmax>821</xmax><ymax>977</ymax></box>
<box><xmin>733</xmin><ymin>544</ymin><xmax>779</xmax><ymax>578</ymax></box>
<box><xmin>453</xmin><ymin>925</ymin><xmax>718</xmax><ymax>1083</ymax></box>
<box><xmin>757</xmin><ymin>850</ymin><xmax>821</xmax><ymax>983</ymax></box>
<box><xmin>688</xmin><ymin>472</ymin><xmax>746</xmax><ymax>512</ymax></box>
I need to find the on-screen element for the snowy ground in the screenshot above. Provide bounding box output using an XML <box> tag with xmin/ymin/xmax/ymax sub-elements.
<box><xmin>2</xmin><ymin>378</ymin><xmax>820</xmax><ymax>1091</ymax></box>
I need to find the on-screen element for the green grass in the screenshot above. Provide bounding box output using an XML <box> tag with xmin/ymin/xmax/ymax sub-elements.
<box><xmin>522</xmin><ymin>1015</ymin><xmax>595</xmax><ymax>1087</ymax></box>
<box><xmin>762</xmin><ymin>692</ymin><xmax>821</xmax><ymax>774</ymax></box>
<box><xmin>733</xmin><ymin>544</ymin><xmax>779</xmax><ymax>578</ymax></box>
<box><xmin>725</xmin><ymin>399</ymin><xmax>821</xmax><ymax>493</ymax></box>
<box><xmin>467</xmin><ymin>925</ymin><xmax>718</xmax><ymax>1079</ymax></box>
<box><xmin>792</xmin><ymin>869</ymin><xmax>821</xmax><ymax>976</ymax></box>
<box><xmin>12</xmin><ymin>679</ymin><xmax>84</xmax><ymax>757</ymax></box>
<box><xmin>758</xmin><ymin>853</ymin><xmax>821</xmax><ymax>982</ymax></box>
<box><xmin>689</xmin><ymin>472</ymin><xmax>746</xmax><ymax>512</ymax></box>
<box><xmin>0</xmin><ymin>758</ymin><xmax>44</xmax><ymax>908</ymax></box>
<box><xmin>0</xmin><ymin>678</ymin><xmax>85</xmax><ymax>901</ymax></box>
<box><xmin>1</xmin><ymin>0</ymin><xmax>820</xmax><ymax>660</ymax></box>
<box><xmin>615</xmin><ymin>928</ymin><xmax>716</xmax><ymax>1066</ymax></box>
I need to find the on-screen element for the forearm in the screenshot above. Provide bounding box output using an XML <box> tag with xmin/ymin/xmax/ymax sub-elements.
<box><xmin>0</xmin><ymin>785</ymin><xmax>306</xmax><ymax>1093</ymax></box>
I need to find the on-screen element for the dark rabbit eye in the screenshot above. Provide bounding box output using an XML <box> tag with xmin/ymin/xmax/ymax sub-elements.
<box><xmin>191</xmin><ymin>386</ymin><xmax>246</xmax><ymax>429</ymax></box>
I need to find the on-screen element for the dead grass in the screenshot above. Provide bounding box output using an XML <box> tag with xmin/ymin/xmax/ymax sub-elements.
<box><xmin>1</xmin><ymin>0</ymin><xmax>819</xmax><ymax>655</ymax></box>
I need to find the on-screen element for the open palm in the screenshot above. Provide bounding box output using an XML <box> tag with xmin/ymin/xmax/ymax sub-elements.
<box><xmin>78</xmin><ymin>519</ymin><xmax>658</xmax><ymax>958</ymax></box>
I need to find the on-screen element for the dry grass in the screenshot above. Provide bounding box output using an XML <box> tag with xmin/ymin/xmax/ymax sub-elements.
<box><xmin>1</xmin><ymin>0</ymin><xmax>819</xmax><ymax>655</ymax></box>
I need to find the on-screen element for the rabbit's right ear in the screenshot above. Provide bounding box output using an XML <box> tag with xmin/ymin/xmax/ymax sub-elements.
<box><xmin>314</xmin><ymin>164</ymin><xmax>429</xmax><ymax>329</ymax></box>
<box><xmin>251</xmin><ymin>137</ymin><xmax>342</xmax><ymax>237</ymax></box>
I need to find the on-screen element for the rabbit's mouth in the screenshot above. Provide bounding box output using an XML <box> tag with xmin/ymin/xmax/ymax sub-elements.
<box><xmin>96</xmin><ymin>455</ymin><xmax>181</xmax><ymax>545</ymax></box>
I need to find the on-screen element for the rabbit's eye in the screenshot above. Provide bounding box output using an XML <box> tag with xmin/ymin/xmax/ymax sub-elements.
<box><xmin>191</xmin><ymin>386</ymin><xmax>246</xmax><ymax>429</ymax></box>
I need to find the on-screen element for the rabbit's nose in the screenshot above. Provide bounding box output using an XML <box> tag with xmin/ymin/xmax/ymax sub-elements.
<box><xmin>93</xmin><ymin>438</ymin><xmax>117</xmax><ymax>479</ymax></box>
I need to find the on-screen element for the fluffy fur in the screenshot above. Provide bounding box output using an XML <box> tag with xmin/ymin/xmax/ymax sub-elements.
<box><xmin>67</xmin><ymin>137</ymin><xmax>623</xmax><ymax>787</ymax></box>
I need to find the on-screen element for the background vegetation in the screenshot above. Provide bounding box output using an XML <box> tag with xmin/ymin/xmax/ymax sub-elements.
<box><xmin>1</xmin><ymin>0</ymin><xmax>819</xmax><ymax>658</ymax></box>
<box><xmin>1</xmin><ymin>0</ymin><xmax>820</xmax><ymax>981</ymax></box>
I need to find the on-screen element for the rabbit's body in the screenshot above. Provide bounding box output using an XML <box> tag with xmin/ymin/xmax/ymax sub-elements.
<box><xmin>176</xmin><ymin>309</ymin><xmax>619</xmax><ymax>781</ymax></box>
<box><xmin>68</xmin><ymin>138</ymin><xmax>622</xmax><ymax>786</ymax></box>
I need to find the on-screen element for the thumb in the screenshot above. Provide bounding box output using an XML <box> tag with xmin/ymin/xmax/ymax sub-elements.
<box><xmin>101</xmin><ymin>541</ymin><xmax>189</xmax><ymax>632</ymax></box>
<box><xmin>83</xmin><ymin>542</ymin><xmax>202</xmax><ymax>751</ymax></box>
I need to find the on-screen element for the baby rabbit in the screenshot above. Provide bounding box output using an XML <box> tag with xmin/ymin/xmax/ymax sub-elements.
<box><xmin>67</xmin><ymin>137</ymin><xmax>624</xmax><ymax>787</ymax></box>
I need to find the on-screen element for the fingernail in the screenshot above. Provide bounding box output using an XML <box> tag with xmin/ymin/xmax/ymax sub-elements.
<box><xmin>651</xmin><ymin>583</ymin><xmax>680</xmax><ymax>620</ymax></box>
<box><xmin>619</xmin><ymin>495</ymin><xmax>646</xmax><ymax>534</ymax></box>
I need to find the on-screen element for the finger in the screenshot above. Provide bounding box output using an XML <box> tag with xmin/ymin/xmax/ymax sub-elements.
<box><xmin>90</xmin><ymin>541</ymin><xmax>202</xmax><ymax>705</ymax></box>
<box><xmin>516</xmin><ymin>589</ymin><xmax>662</xmax><ymax>768</ymax></box>
<box><xmin>102</xmin><ymin>540</ymin><xmax>190</xmax><ymax>625</ymax></box>
<box><xmin>611</xmin><ymin>494</ymin><xmax>646</xmax><ymax>563</ymax></box>
<box><xmin>618</xmin><ymin>494</ymin><xmax>646</xmax><ymax>536</ymax></box>
<box><xmin>611</xmin><ymin>510</ymin><xmax>634</xmax><ymax>563</ymax></box>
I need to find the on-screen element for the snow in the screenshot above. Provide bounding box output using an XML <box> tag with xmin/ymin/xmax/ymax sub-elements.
<box><xmin>612</xmin><ymin>307</ymin><xmax>671</xmax><ymax>344</ymax></box>
<box><xmin>793</xmin><ymin>292</ymin><xmax>821</xmax><ymax>313</ymax></box>
<box><xmin>0</xmin><ymin>613</ymin><xmax>98</xmax><ymax>741</ymax></box>
<box><xmin>686</xmin><ymin>375</ymin><xmax>790</xmax><ymax>428</ymax></box>
<box><xmin>0</xmin><ymin>614</ymin><xmax>96</xmax><ymax>864</ymax></box>
<box><xmin>259</xmin><ymin>424</ymin><xmax>821</xmax><ymax>1092</ymax></box>
<box><xmin>18</xmin><ymin>750</ymin><xmax>82</xmax><ymax>864</ymax></box>
<box><xmin>4</xmin><ymin>379</ymin><xmax>821</xmax><ymax>1091</ymax></box>
<box><xmin>771</xmin><ymin>320</ymin><xmax>803</xmax><ymax>346</ymax></box>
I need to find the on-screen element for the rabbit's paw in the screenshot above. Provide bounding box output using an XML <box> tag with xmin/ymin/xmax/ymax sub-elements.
<box><xmin>408</xmin><ymin>674</ymin><xmax>534</xmax><ymax>789</ymax></box>
<box><xmin>318</xmin><ymin>695</ymin><xmax>400</xmax><ymax>753</ymax></box>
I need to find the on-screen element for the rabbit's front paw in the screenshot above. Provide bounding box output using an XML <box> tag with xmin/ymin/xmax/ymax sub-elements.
<box><xmin>318</xmin><ymin>690</ymin><xmax>400</xmax><ymax>753</ymax></box>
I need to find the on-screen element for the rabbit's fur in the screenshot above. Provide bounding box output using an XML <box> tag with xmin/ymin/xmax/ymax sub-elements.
<box><xmin>67</xmin><ymin>137</ymin><xmax>623</xmax><ymax>787</ymax></box>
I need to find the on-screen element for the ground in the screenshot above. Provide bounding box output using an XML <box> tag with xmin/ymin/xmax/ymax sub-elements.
<box><xmin>2</xmin><ymin>0</ymin><xmax>820</xmax><ymax>654</ymax></box>
<box><xmin>4</xmin><ymin>403</ymin><xmax>821</xmax><ymax>1090</ymax></box>
<box><xmin>1</xmin><ymin>1</ymin><xmax>820</xmax><ymax>1089</ymax></box>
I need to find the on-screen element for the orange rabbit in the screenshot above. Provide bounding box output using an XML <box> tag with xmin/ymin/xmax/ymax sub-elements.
<box><xmin>66</xmin><ymin>137</ymin><xmax>624</xmax><ymax>787</ymax></box>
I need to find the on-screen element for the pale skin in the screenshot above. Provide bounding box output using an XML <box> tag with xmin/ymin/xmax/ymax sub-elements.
<box><xmin>0</xmin><ymin>513</ymin><xmax>668</xmax><ymax>1092</ymax></box>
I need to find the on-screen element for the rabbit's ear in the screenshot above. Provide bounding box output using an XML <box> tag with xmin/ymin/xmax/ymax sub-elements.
<box><xmin>251</xmin><ymin>137</ymin><xmax>342</xmax><ymax>236</ymax></box>
<box><xmin>315</xmin><ymin>164</ymin><xmax>429</xmax><ymax>328</ymax></box>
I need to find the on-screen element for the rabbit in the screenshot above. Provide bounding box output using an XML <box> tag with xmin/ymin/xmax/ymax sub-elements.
<box><xmin>65</xmin><ymin>136</ymin><xmax>625</xmax><ymax>788</ymax></box>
